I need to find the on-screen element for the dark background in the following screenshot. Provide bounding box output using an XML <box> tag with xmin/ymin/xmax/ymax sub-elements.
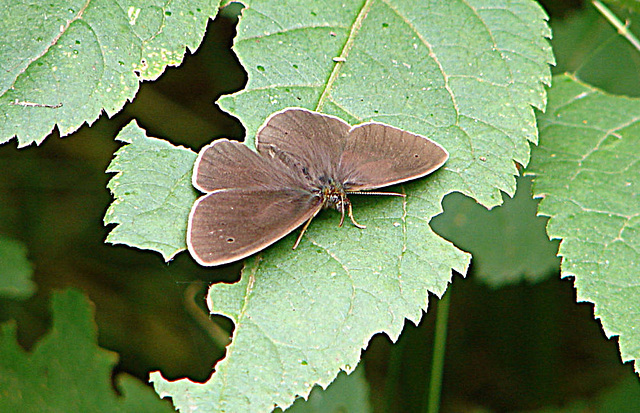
<box><xmin>0</xmin><ymin>1</ymin><xmax>638</xmax><ymax>411</ymax></box>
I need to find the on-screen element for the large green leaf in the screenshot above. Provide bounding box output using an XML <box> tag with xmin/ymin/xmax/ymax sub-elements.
<box><xmin>0</xmin><ymin>0</ymin><xmax>220</xmax><ymax>147</ymax></box>
<box><xmin>220</xmin><ymin>0</ymin><xmax>553</xmax><ymax>209</ymax></box>
<box><xmin>104</xmin><ymin>120</ymin><xmax>198</xmax><ymax>261</ymax></box>
<box><xmin>551</xmin><ymin>4</ymin><xmax>640</xmax><ymax>97</ymax></box>
<box><xmin>0</xmin><ymin>288</ymin><xmax>174</xmax><ymax>412</ymax></box>
<box><xmin>529</xmin><ymin>74</ymin><xmax>640</xmax><ymax>374</ymax></box>
<box><xmin>0</xmin><ymin>235</ymin><xmax>35</xmax><ymax>299</ymax></box>
<box><xmin>149</xmin><ymin>0</ymin><xmax>553</xmax><ymax>411</ymax></box>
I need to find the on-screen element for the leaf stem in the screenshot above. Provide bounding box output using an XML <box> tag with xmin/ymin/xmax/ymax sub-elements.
<box><xmin>382</xmin><ymin>334</ymin><xmax>405</xmax><ymax>412</ymax></box>
<box><xmin>316</xmin><ymin>0</ymin><xmax>373</xmax><ymax>112</ymax></box>
<box><xmin>424</xmin><ymin>288</ymin><xmax>451</xmax><ymax>413</ymax></box>
<box><xmin>184</xmin><ymin>282</ymin><xmax>231</xmax><ymax>350</ymax></box>
<box><xmin>592</xmin><ymin>0</ymin><xmax>640</xmax><ymax>52</ymax></box>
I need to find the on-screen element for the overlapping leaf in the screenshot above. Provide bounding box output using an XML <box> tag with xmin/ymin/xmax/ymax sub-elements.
<box><xmin>0</xmin><ymin>0</ymin><xmax>219</xmax><ymax>147</ymax></box>
<box><xmin>104</xmin><ymin>120</ymin><xmax>197</xmax><ymax>261</ymax></box>
<box><xmin>0</xmin><ymin>235</ymin><xmax>35</xmax><ymax>299</ymax></box>
<box><xmin>150</xmin><ymin>1</ymin><xmax>554</xmax><ymax>412</ymax></box>
<box><xmin>0</xmin><ymin>289</ymin><xmax>174</xmax><ymax>412</ymax></box>
<box><xmin>529</xmin><ymin>74</ymin><xmax>640</xmax><ymax>374</ymax></box>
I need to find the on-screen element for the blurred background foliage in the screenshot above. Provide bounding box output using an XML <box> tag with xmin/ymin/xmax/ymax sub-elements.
<box><xmin>0</xmin><ymin>1</ymin><xmax>638</xmax><ymax>412</ymax></box>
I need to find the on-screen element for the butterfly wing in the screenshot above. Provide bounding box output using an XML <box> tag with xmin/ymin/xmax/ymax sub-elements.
<box><xmin>187</xmin><ymin>188</ymin><xmax>321</xmax><ymax>266</ymax></box>
<box><xmin>193</xmin><ymin>139</ymin><xmax>305</xmax><ymax>192</ymax></box>
<box><xmin>255</xmin><ymin>108</ymin><xmax>351</xmax><ymax>180</ymax></box>
<box><xmin>189</xmin><ymin>138</ymin><xmax>321</xmax><ymax>266</ymax></box>
<box><xmin>338</xmin><ymin>122</ymin><xmax>449</xmax><ymax>191</ymax></box>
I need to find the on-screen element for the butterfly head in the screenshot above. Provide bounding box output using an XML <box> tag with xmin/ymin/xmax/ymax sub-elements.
<box><xmin>316</xmin><ymin>178</ymin><xmax>365</xmax><ymax>229</ymax></box>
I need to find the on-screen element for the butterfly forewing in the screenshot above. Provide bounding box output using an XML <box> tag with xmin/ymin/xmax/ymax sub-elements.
<box><xmin>256</xmin><ymin>108</ymin><xmax>350</xmax><ymax>181</ymax></box>
<box><xmin>193</xmin><ymin>139</ymin><xmax>305</xmax><ymax>193</ymax></box>
<box><xmin>188</xmin><ymin>188</ymin><xmax>321</xmax><ymax>266</ymax></box>
<box><xmin>338</xmin><ymin>123</ymin><xmax>449</xmax><ymax>191</ymax></box>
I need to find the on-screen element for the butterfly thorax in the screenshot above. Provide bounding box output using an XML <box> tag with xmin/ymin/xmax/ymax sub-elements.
<box><xmin>315</xmin><ymin>177</ymin><xmax>348</xmax><ymax>211</ymax></box>
<box><xmin>312</xmin><ymin>176</ymin><xmax>366</xmax><ymax>229</ymax></box>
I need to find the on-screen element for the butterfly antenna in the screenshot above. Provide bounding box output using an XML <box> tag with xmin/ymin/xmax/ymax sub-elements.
<box><xmin>347</xmin><ymin>190</ymin><xmax>406</xmax><ymax>197</ymax></box>
<box><xmin>293</xmin><ymin>209</ymin><xmax>321</xmax><ymax>250</ymax></box>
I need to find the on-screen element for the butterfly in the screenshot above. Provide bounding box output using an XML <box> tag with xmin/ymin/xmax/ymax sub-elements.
<box><xmin>187</xmin><ymin>108</ymin><xmax>448</xmax><ymax>266</ymax></box>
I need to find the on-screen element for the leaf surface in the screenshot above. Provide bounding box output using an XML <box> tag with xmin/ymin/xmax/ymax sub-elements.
<box><xmin>0</xmin><ymin>0</ymin><xmax>219</xmax><ymax>147</ymax></box>
<box><xmin>104</xmin><ymin>120</ymin><xmax>197</xmax><ymax>261</ymax></box>
<box><xmin>529</xmin><ymin>74</ymin><xmax>640</xmax><ymax>375</ymax></box>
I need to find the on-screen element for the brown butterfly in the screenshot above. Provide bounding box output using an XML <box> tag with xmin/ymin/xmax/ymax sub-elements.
<box><xmin>187</xmin><ymin>108</ymin><xmax>448</xmax><ymax>266</ymax></box>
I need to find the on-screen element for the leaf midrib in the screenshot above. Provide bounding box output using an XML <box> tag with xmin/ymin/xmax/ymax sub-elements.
<box><xmin>315</xmin><ymin>0</ymin><xmax>372</xmax><ymax>112</ymax></box>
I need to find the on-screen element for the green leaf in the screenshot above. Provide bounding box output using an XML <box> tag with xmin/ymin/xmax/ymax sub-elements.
<box><xmin>431</xmin><ymin>176</ymin><xmax>561</xmax><ymax>287</ymax></box>
<box><xmin>522</xmin><ymin>375</ymin><xmax>640</xmax><ymax>413</ymax></box>
<box><xmin>603</xmin><ymin>0</ymin><xmax>640</xmax><ymax>14</ymax></box>
<box><xmin>219</xmin><ymin>0</ymin><xmax>553</xmax><ymax>206</ymax></box>
<box><xmin>104</xmin><ymin>120</ymin><xmax>197</xmax><ymax>261</ymax></box>
<box><xmin>551</xmin><ymin>4</ymin><xmax>640</xmax><ymax>97</ymax></box>
<box><xmin>529</xmin><ymin>74</ymin><xmax>640</xmax><ymax>375</ymax></box>
<box><xmin>0</xmin><ymin>0</ymin><xmax>220</xmax><ymax>147</ymax></box>
<box><xmin>0</xmin><ymin>235</ymin><xmax>35</xmax><ymax>299</ymax></box>
<box><xmin>0</xmin><ymin>288</ymin><xmax>174</xmax><ymax>412</ymax></box>
<box><xmin>281</xmin><ymin>365</ymin><xmax>371</xmax><ymax>413</ymax></box>
<box><xmin>150</xmin><ymin>1</ymin><xmax>553</xmax><ymax>412</ymax></box>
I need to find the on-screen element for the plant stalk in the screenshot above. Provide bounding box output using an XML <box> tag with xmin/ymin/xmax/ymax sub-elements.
<box><xmin>424</xmin><ymin>289</ymin><xmax>451</xmax><ymax>413</ymax></box>
<box><xmin>592</xmin><ymin>0</ymin><xmax>640</xmax><ymax>52</ymax></box>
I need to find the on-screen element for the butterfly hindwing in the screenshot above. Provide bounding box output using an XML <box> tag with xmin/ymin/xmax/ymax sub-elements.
<box><xmin>187</xmin><ymin>188</ymin><xmax>321</xmax><ymax>266</ymax></box>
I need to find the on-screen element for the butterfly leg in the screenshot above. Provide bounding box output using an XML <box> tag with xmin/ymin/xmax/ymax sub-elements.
<box><xmin>338</xmin><ymin>194</ymin><xmax>346</xmax><ymax>227</ymax></box>
<box><xmin>347</xmin><ymin>199</ymin><xmax>366</xmax><ymax>229</ymax></box>
<box><xmin>293</xmin><ymin>208</ymin><xmax>321</xmax><ymax>250</ymax></box>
